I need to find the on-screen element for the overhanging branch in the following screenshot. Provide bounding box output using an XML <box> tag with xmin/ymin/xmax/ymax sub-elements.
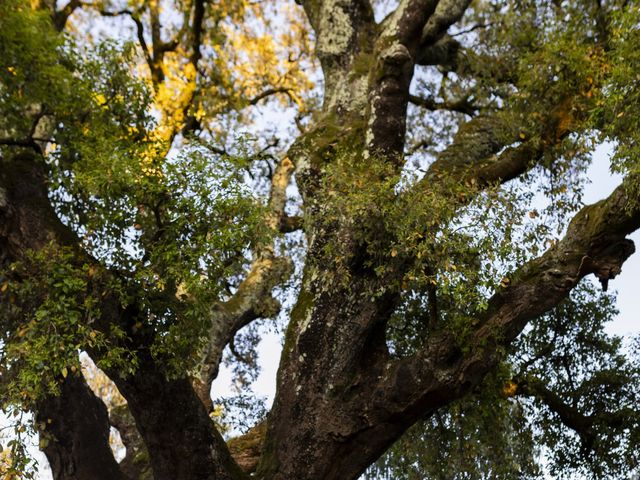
<box><xmin>52</xmin><ymin>0</ymin><xmax>82</xmax><ymax>31</ymax></box>
<box><xmin>373</xmin><ymin>178</ymin><xmax>640</xmax><ymax>427</ymax></box>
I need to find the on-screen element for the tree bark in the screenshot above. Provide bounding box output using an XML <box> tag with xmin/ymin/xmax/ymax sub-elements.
<box><xmin>109</xmin><ymin>356</ymin><xmax>247</xmax><ymax>480</ymax></box>
<box><xmin>36</xmin><ymin>374</ymin><xmax>128</xmax><ymax>480</ymax></box>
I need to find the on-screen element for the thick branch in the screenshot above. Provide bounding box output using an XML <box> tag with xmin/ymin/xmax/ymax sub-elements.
<box><xmin>52</xmin><ymin>0</ymin><xmax>81</xmax><ymax>31</ymax></box>
<box><xmin>415</xmin><ymin>33</ymin><xmax>460</xmax><ymax>66</ymax></box>
<box><xmin>366</xmin><ymin>0</ymin><xmax>439</xmax><ymax>157</ymax></box>
<box><xmin>408</xmin><ymin>93</ymin><xmax>477</xmax><ymax>115</ymax></box>
<box><xmin>0</xmin><ymin>137</ymin><xmax>42</xmax><ymax>154</ymax></box>
<box><xmin>516</xmin><ymin>377</ymin><xmax>596</xmax><ymax>443</ymax></box>
<box><xmin>416</xmin><ymin>35</ymin><xmax>517</xmax><ymax>85</ymax></box>
<box><xmin>514</xmin><ymin>375</ymin><xmax>638</xmax><ymax>454</ymax></box>
<box><xmin>248</xmin><ymin>88</ymin><xmax>294</xmax><ymax>106</ymax></box>
<box><xmin>418</xmin><ymin>94</ymin><xmax>576</xmax><ymax>200</ymax></box>
<box><xmin>379</xmin><ymin>0</ymin><xmax>438</xmax><ymax>44</ymax></box>
<box><xmin>0</xmin><ymin>149</ymin><xmax>243</xmax><ymax>480</ymax></box>
<box><xmin>420</xmin><ymin>0</ymin><xmax>472</xmax><ymax>46</ymax></box>
<box><xmin>296</xmin><ymin>180</ymin><xmax>640</xmax><ymax>479</ymax></box>
<box><xmin>366</xmin><ymin>0</ymin><xmax>472</xmax><ymax>157</ymax></box>
<box><xmin>109</xmin><ymin>358</ymin><xmax>247</xmax><ymax>480</ymax></box>
<box><xmin>37</xmin><ymin>374</ymin><xmax>127</xmax><ymax>480</ymax></box>
<box><xmin>307</xmin><ymin>0</ymin><xmax>376</xmax><ymax>115</ymax></box>
<box><xmin>301</xmin><ymin>0</ymin><xmax>373</xmax><ymax>44</ymax></box>
<box><xmin>422</xmin><ymin>114</ymin><xmax>521</xmax><ymax>181</ymax></box>
<box><xmin>172</xmin><ymin>0</ymin><xmax>207</xmax><ymax>138</ymax></box>
<box><xmin>190</xmin><ymin>0</ymin><xmax>205</xmax><ymax>66</ymax></box>
<box><xmin>377</xmin><ymin>179</ymin><xmax>640</xmax><ymax>422</ymax></box>
<box><xmin>109</xmin><ymin>403</ymin><xmax>152</xmax><ymax>480</ymax></box>
<box><xmin>195</xmin><ymin>158</ymin><xmax>296</xmax><ymax>406</ymax></box>
<box><xmin>0</xmin><ymin>152</ymin><xmax>128</xmax><ymax>480</ymax></box>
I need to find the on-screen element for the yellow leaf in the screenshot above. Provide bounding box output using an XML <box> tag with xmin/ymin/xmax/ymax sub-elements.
<box><xmin>61</xmin><ymin>367</ymin><xmax>68</xmax><ymax>378</ymax></box>
<box><xmin>502</xmin><ymin>381</ymin><xmax>518</xmax><ymax>397</ymax></box>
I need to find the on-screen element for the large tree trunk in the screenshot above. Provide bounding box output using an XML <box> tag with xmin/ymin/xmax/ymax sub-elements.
<box><xmin>257</xmin><ymin>273</ymin><xmax>396</xmax><ymax>479</ymax></box>
<box><xmin>3</xmin><ymin>2</ymin><xmax>640</xmax><ymax>480</ymax></box>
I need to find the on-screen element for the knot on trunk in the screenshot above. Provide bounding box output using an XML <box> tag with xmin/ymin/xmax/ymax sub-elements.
<box><xmin>380</xmin><ymin>43</ymin><xmax>412</xmax><ymax>68</ymax></box>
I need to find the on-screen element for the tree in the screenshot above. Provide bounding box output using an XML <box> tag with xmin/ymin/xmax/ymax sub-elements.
<box><xmin>1</xmin><ymin>0</ymin><xmax>639</xmax><ymax>479</ymax></box>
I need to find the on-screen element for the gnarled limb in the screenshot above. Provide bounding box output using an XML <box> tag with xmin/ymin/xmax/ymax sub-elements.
<box><xmin>195</xmin><ymin>157</ymin><xmax>296</xmax><ymax>408</ymax></box>
<box><xmin>370</xmin><ymin>179</ymin><xmax>640</xmax><ymax>434</ymax></box>
<box><xmin>109</xmin><ymin>358</ymin><xmax>247</xmax><ymax>480</ymax></box>
<box><xmin>416</xmin><ymin>94</ymin><xmax>576</xmax><ymax>203</ymax></box>
<box><xmin>259</xmin><ymin>173</ymin><xmax>639</xmax><ymax>480</ymax></box>
<box><xmin>194</xmin><ymin>251</ymin><xmax>292</xmax><ymax>408</ymax></box>
<box><xmin>408</xmin><ymin>93</ymin><xmax>477</xmax><ymax>115</ymax></box>
<box><xmin>0</xmin><ymin>148</ymin><xmax>243</xmax><ymax>480</ymax></box>
<box><xmin>366</xmin><ymin>0</ymin><xmax>472</xmax><ymax>157</ymax></box>
<box><xmin>0</xmin><ymin>151</ymin><xmax>127</xmax><ymax>479</ymax></box>
<box><xmin>109</xmin><ymin>403</ymin><xmax>152</xmax><ymax>480</ymax></box>
<box><xmin>36</xmin><ymin>373</ymin><xmax>127</xmax><ymax>480</ymax></box>
<box><xmin>515</xmin><ymin>375</ymin><xmax>639</xmax><ymax>456</ymax></box>
<box><xmin>79</xmin><ymin>355</ymin><xmax>151</xmax><ymax>480</ymax></box>
<box><xmin>516</xmin><ymin>377</ymin><xmax>596</xmax><ymax>450</ymax></box>
<box><xmin>48</xmin><ymin>0</ymin><xmax>81</xmax><ymax>32</ymax></box>
<box><xmin>420</xmin><ymin>0</ymin><xmax>472</xmax><ymax>45</ymax></box>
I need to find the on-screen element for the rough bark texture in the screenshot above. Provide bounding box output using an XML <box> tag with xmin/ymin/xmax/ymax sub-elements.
<box><xmin>227</xmin><ymin>421</ymin><xmax>266</xmax><ymax>474</ymax></box>
<box><xmin>0</xmin><ymin>151</ymin><xmax>128</xmax><ymax>479</ymax></box>
<box><xmin>252</xmin><ymin>1</ymin><xmax>640</xmax><ymax>478</ymax></box>
<box><xmin>111</xmin><ymin>360</ymin><xmax>246</xmax><ymax>480</ymax></box>
<box><xmin>36</xmin><ymin>374</ymin><xmax>128</xmax><ymax>480</ymax></box>
<box><xmin>109</xmin><ymin>403</ymin><xmax>152</xmax><ymax>480</ymax></box>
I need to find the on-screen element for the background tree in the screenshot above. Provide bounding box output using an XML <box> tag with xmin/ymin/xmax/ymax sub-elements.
<box><xmin>0</xmin><ymin>0</ymin><xmax>639</xmax><ymax>479</ymax></box>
